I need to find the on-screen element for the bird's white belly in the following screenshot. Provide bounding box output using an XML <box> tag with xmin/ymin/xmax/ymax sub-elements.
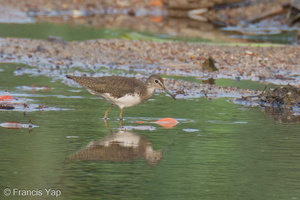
<box><xmin>100</xmin><ymin>93</ymin><xmax>142</xmax><ymax>109</ymax></box>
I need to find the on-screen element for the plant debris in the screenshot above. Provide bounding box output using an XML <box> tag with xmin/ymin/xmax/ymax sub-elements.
<box><xmin>201</xmin><ymin>56</ymin><xmax>218</xmax><ymax>72</ymax></box>
<box><xmin>259</xmin><ymin>84</ymin><xmax>300</xmax><ymax>106</ymax></box>
<box><xmin>232</xmin><ymin>84</ymin><xmax>300</xmax><ymax>122</ymax></box>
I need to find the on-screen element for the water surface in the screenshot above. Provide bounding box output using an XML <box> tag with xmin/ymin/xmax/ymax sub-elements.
<box><xmin>0</xmin><ymin>63</ymin><xmax>299</xmax><ymax>200</ymax></box>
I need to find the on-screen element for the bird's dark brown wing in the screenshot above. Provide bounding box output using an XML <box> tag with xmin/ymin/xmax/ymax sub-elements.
<box><xmin>66</xmin><ymin>75</ymin><xmax>146</xmax><ymax>98</ymax></box>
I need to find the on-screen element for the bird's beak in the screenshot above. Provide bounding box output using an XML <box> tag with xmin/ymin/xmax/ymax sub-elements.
<box><xmin>164</xmin><ymin>88</ymin><xmax>176</xmax><ymax>100</ymax></box>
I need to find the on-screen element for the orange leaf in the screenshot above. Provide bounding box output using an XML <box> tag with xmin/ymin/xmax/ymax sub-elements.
<box><xmin>0</xmin><ymin>95</ymin><xmax>14</xmax><ymax>101</ymax></box>
<box><xmin>152</xmin><ymin>118</ymin><xmax>178</xmax><ymax>128</ymax></box>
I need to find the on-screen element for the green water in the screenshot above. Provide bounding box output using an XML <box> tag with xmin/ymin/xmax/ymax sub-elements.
<box><xmin>0</xmin><ymin>23</ymin><xmax>128</xmax><ymax>41</ymax></box>
<box><xmin>0</xmin><ymin>22</ymin><xmax>210</xmax><ymax>43</ymax></box>
<box><xmin>0</xmin><ymin>63</ymin><xmax>300</xmax><ymax>200</ymax></box>
<box><xmin>231</xmin><ymin>31</ymin><xmax>299</xmax><ymax>44</ymax></box>
<box><xmin>1</xmin><ymin>22</ymin><xmax>296</xmax><ymax>44</ymax></box>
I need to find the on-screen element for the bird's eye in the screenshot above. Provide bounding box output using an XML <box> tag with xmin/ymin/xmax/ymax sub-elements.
<box><xmin>155</xmin><ymin>79</ymin><xmax>159</xmax><ymax>83</ymax></box>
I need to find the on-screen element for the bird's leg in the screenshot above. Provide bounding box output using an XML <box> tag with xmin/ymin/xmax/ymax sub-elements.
<box><xmin>104</xmin><ymin>104</ymin><xmax>113</xmax><ymax>119</ymax></box>
<box><xmin>119</xmin><ymin>108</ymin><xmax>124</xmax><ymax>120</ymax></box>
<box><xmin>118</xmin><ymin>119</ymin><xmax>123</xmax><ymax>127</ymax></box>
<box><xmin>104</xmin><ymin>119</ymin><xmax>110</xmax><ymax>129</ymax></box>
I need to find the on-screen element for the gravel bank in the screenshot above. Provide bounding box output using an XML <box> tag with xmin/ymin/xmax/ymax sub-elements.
<box><xmin>0</xmin><ymin>38</ymin><xmax>299</xmax><ymax>87</ymax></box>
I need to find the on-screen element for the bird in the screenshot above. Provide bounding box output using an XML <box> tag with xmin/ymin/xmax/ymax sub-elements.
<box><xmin>66</xmin><ymin>74</ymin><xmax>176</xmax><ymax>120</ymax></box>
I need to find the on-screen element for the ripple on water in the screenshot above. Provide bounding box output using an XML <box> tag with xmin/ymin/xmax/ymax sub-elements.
<box><xmin>182</xmin><ymin>128</ymin><xmax>200</xmax><ymax>132</ymax></box>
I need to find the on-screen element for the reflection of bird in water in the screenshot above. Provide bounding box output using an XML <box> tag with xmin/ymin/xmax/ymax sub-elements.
<box><xmin>69</xmin><ymin>130</ymin><xmax>163</xmax><ymax>166</ymax></box>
